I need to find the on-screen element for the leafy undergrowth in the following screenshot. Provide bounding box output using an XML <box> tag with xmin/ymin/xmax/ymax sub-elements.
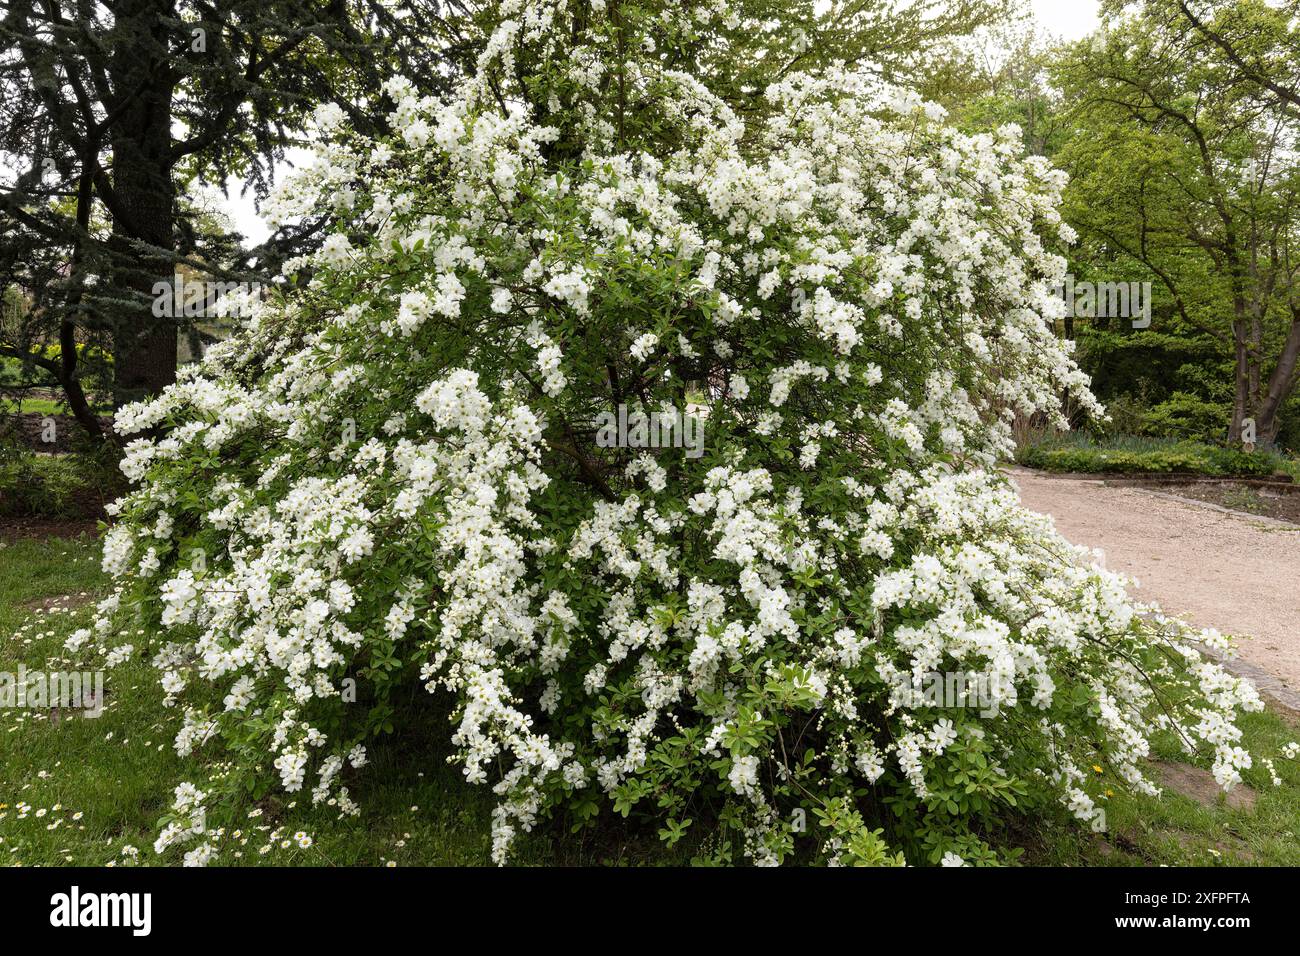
<box><xmin>0</xmin><ymin>448</ymin><xmax>122</xmax><ymax>520</ymax></box>
<box><xmin>2</xmin><ymin>532</ymin><xmax>1296</xmax><ymax>867</ymax></box>
<box><xmin>1016</xmin><ymin>433</ymin><xmax>1300</xmax><ymax>480</ymax></box>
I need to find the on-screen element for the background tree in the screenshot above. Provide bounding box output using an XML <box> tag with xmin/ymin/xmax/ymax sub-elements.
<box><xmin>0</xmin><ymin>0</ymin><xmax>454</xmax><ymax>435</ymax></box>
<box><xmin>1054</xmin><ymin>2</ymin><xmax>1300</xmax><ymax>446</ymax></box>
<box><xmin>921</xmin><ymin>16</ymin><xmax>1066</xmax><ymax>157</ymax></box>
<box><xmin>1168</xmin><ymin>0</ymin><xmax>1300</xmax><ymax>120</ymax></box>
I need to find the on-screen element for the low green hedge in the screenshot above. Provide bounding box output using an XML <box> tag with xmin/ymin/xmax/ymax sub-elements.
<box><xmin>1016</xmin><ymin>440</ymin><xmax>1284</xmax><ymax>478</ymax></box>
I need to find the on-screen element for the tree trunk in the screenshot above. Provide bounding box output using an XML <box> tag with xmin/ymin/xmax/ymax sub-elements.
<box><xmin>62</xmin><ymin>168</ymin><xmax>105</xmax><ymax>441</ymax></box>
<box><xmin>1228</xmin><ymin>319</ymin><xmax>1250</xmax><ymax>442</ymax></box>
<box><xmin>1256</xmin><ymin>312</ymin><xmax>1300</xmax><ymax>446</ymax></box>
<box><xmin>108</xmin><ymin>1</ymin><xmax>177</xmax><ymax>408</ymax></box>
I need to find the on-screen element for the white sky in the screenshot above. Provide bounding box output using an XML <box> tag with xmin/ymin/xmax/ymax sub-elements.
<box><xmin>1030</xmin><ymin>0</ymin><xmax>1101</xmax><ymax>41</ymax></box>
<box><xmin>212</xmin><ymin>1</ymin><xmax>1103</xmax><ymax>249</ymax></box>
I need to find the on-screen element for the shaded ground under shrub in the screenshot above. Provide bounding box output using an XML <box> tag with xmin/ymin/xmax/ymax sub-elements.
<box><xmin>0</xmin><ymin>408</ymin><xmax>114</xmax><ymax>454</ymax></box>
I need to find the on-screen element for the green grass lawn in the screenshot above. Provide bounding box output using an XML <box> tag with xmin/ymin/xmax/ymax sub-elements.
<box><xmin>1</xmin><ymin>397</ymin><xmax>66</xmax><ymax>417</ymax></box>
<box><xmin>1021</xmin><ymin>707</ymin><xmax>1300</xmax><ymax>866</ymax></box>
<box><xmin>1</xmin><ymin>531</ymin><xmax>1297</xmax><ymax>867</ymax></box>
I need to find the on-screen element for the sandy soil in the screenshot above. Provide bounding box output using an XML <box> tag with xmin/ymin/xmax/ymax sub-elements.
<box><xmin>0</xmin><ymin>516</ymin><xmax>101</xmax><ymax>542</ymax></box>
<box><xmin>1008</xmin><ymin>467</ymin><xmax>1300</xmax><ymax>709</ymax></box>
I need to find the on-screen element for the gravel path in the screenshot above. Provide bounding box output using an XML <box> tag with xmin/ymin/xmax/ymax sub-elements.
<box><xmin>1008</xmin><ymin>467</ymin><xmax>1300</xmax><ymax>708</ymax></box>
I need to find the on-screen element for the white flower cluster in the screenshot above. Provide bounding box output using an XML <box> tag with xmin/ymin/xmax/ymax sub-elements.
<box><xmin>86</xmin><ymin>0</ymin><xmax>1256</xmax><ymax>866</ymax></box>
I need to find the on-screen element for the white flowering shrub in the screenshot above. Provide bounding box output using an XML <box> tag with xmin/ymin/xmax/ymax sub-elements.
<box><xmin>77</xmin><ymin>0</ymin><xmax>1263</xmax><ymax>865</ymax></box>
